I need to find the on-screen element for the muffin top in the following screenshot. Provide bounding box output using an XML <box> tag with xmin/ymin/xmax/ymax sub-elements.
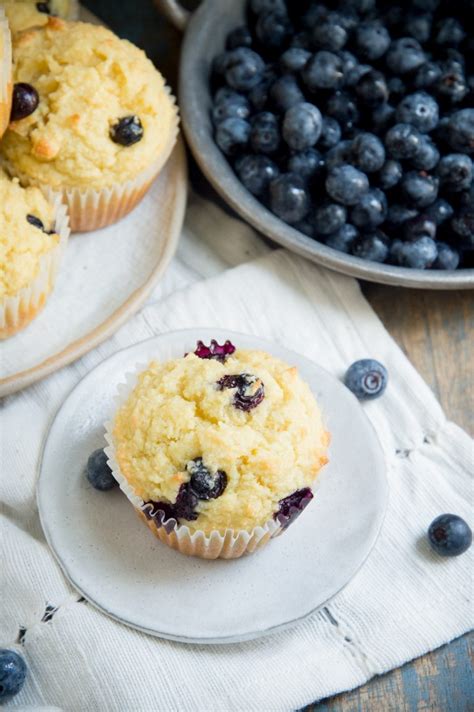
<box><xmin>112</xmin><ymin>345</ymin><xmax>329</xmax><ymax>535</ymax></box>
<box><xmin>4</xmin><ymin>0</ymin><xmax>76</xmax><ymax>34</ymax></box>
<box><xmin>1</xmin><ymin>18</ymin><xmax>177</xmax><ymax>190</ymax></box>
<box><xmin>0</xmin><ymin>169</ymin><xmax>60</xmax><ymax>298</ymax></box>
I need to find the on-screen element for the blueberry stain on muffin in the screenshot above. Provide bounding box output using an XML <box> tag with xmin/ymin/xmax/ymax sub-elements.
<box><xmin>193</xmin><ymin>339</ymin><xmax>236</xmax><ymax>362</ymax></box>
<box><xmin>26</xmin><ymin>213</ymin><xmax>55</xmax><ymax>234</ymax></box>
<box><xmin>11</xmin><ymin>83</ymin><xmax>39</xmax><ymax>121</ymax></box>
<box><xmin>275</xmin><ymin>488</ymin><xmax>314</xmax><ymax>529</ymax></box>
<box><xmin>110</xmin><ymin>115</ymin><xmax>144</xmax><ymax>146</ymax></box>
<box><xmin>217</xmin><ymin>373</ymin><xmax>265</xmax><ymax>411</ymax></box>
<box><xmin>36</xmin><ymin>2</ymin><xmax>51</xmax><ymax>13</ymax></box>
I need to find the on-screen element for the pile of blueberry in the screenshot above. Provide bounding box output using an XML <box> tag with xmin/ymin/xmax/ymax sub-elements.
<box><xmin>211</xmin><ymin>0</ymin><xmax>473</xmax><ymax>270</ymax></box>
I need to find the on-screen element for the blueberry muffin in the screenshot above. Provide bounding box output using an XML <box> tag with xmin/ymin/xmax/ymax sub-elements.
<box><xmin>108</xmin><ymin>340</ymin><xmax>329</xmax><ymax>558</ymax></box>
<box><xmin>4</xmin><ymin>0</ymin><xmax>79</xmax><ymax>33</ymax></box>
<box><xmin>0</xmin><ymin>7</ymin><xmax>12</xmax><ymax>139</ymax></box>
<box><xmin>0</xmin><ymin>168</ymin><xmax>69</xmax><ymax>338</ymax></box>
<box><xmin>1</xmin><ymin>18</ymin><xmax>179</xmax><ymax>231</ymax></box>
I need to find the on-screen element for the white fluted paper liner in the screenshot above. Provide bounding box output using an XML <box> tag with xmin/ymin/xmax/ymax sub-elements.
<box><xmin>0</xmin><ymin>8</ymin><xmax>12</xmax><ymax>139</ymax></box>
<box><xmin>9</xmin><ymin>85</ymin><xmax>180</xmax><ymax>233</ymax></box>
<box><xmin>104</xmin><ymin>364</ymin><xmax>286</xmax><ymax>560</ymax></box>
<box><xmin>0</xmin><ymin>196</ymin><xmax>70</xmax><ymax>339</ymax></box>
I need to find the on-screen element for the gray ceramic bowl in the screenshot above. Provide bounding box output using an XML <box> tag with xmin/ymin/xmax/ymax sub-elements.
<box><xmin>157</xmin><ymin>0</ymin><xmax>473</xmax><ymax>289</ymax></box>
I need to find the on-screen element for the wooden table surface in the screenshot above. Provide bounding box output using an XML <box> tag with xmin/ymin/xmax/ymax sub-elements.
<box><xmin>84</xmin><ymin>3</ymin><xmax>473</xmax><ymax>709</ymax></box>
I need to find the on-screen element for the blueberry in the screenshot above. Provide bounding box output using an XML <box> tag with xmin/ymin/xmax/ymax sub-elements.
<box><xmin>355</xmin><ymin>70</ymin><xmax>389</xmax><ymax>107</ymax></box>
<box><xmin>318</xmin><ymin>117</ymin><xmax>341</xmax><ymax>151</ymax></box>
<box><xmin>350</xmin><ymin>189</ymin><xmax>387</xmax><ymax>228</ymax></box>
<box><xmin>255</xmin><ymin>11</ymin><xmax>293</xmax><ymax>51</ymax></box>
<box><xmin>10</xmin><ymin>83</ymin><xmax>39</xmax><ymax>121</ymax></box>
<box><xmin>387</xmin><ymin>76</ymin><xmax>407</xmax><ymax>103</ymax></box>
<box><xmin>396</xmin><ymin>92</ymin><xmax>439</xmax><ymax>133</ymax></box>
<box><xmin>351</xmin><ymin>132</ymin><xmax>386</xmax><ymax>173</ymax></box>
<box><xmin>287</xmin><ymin>148</ymin><xmax>324</xmax><ymax>180</ymax></box>
<box><xmin>225</xmin><ymin>48</ymin><xmax>265</xmax><ymax>91</ymax></box>
<box><xmin>313</xmin><ymin>20</ymin><xmax>347</xmax><ymax>52</ymax></box>
<box><xmin>351</xmin><ymin>231</ymin><xmax>389</xmax><ymax>263</ymax></box>
<box><xmin>404</xmin><ymin>214</ymin><xmax>437</xmax><ymax>241</ymax></box>
<box><xmin>434</xmin><ymin>242</ymin><xmax>460</xmax><ymax>269</ymax></box>
<box><xmin>193</xmin><ymin>339</ymin><xmax>236</xmax><ymax>362</ymax></box>
<box><xmin>248</xmin><ymin>67</ymin><xmax>277</xmax><ymax>111</ymax></box>
<box><xmin>344</xmin><ymin>63</ymin><xmax>371</xmax><ymax>88</ymax></box>
<box><xmin>338</xmin><ymin>50</ymin><xmax>358</xmax><ymax>78</ymax></box>
<box><xmin>325</xmin><ymin>223</ymin><xmax>359</xmax><ymax>253</ymax></box>
<box><xmin>399</xmin><ymin>236</ymin><xmax>438</xmax><ymax>268</ymax></box>
<box><xmin>370</xmin><ymin>103</ymin><xmax>396</xmax><ymax>132</ymax></box>
<box><xmin>389</xmin><ymin>239</ymin><xmax>405</xmax><ymax>265</ymax></box>
<box><xmin>187</xmin><ymin>458</ymin><xmax>228</xmax><ymax>500</ymax></box>
<box><xmin>436</xmin><ymin>18</ymin><xmax>466</xmax><ymax>46</ymax></box>
<box><xmin>216</xmin><ymin>117</ymin><xmax>250</xmax><ymax>155</ymax></box>
<box><xmin>386</xmin><ymin>204</ymin><xmax>419</xmax><ymax>225</ymax></box>
<box><xmin>313</xmin><ymin>202</ymin><xmax>347</xmax><ymax>235</ymax></box>
<box><xmin>217</xmin><ymin>373</ymin><xmax>265</xmax><ymax>411</ymax></box>
<box><xmin>302</xmin><ymin>52</ymin><xmax>344</xmax><ymax>90</ymax></box>
<box><xmin>437</xmin><ymin>154</ymin><xmax>472</xmax><ymax>192</ymax></box>
<box><xmin>451</xmin><ymin>210</ymin><xmax>474</xmax><ymax>241</ymax></box>
<box><xmin>26</xmin><ymin>214</ymin><xmax>53</xmax><ymax>234</ymax></box>
<box><xmin>325</xmin><ymin>91</ymin><xmax>359</xmax><ymax>133</ymax></box>
<box><xmin>403</xmin><ymin>12</ymin><xmax>432</xmax><ymax>43</ymax></box>
<box><xmin>425</xmin><ymin>199</ymin><xmax>454</xmax><ymax>225</ymax></box>
<box><xmin>280</xmin><ymin>47</ymin><xmax>311</xmax><ymax>73</ymax></box>
<box><xmin>250</xmin><ymin>0</ymin><xmax>287</xmax><ymax>13</ymax></box>
<box><xmin>328</xmin><ymin>10</ymin><xmax>358</xmax><ymax>33</ymax></box>
<box><xmin>214</xmin><ymin>87</ymin><xmax>240</xmax><ymax>105</ymax></box>
<box><xmin>411</xmin><ymin>137</ymin><xmax>440</xmax><ymax>171</ymax></box>
<box><xmin>413</xmin><ymin>61</ymin><xmax>442</xmax><ymax>90</ymax></box>
<box><xmin>86</xmin><ymin>449</ymin><xmax>117</xmax><ymax>491</ymax></box>
<box><xmin>377</xmin><ymin>160</ymin><xmax>403</xmax><ymax>190</ymax></box>
<box><xmin>344</xmin><ymin>359</ymin><xmax>388</xmax><ymax>400</ymax></box>
<box><xmin>235</xmin><ymin>154</ymin><xmax>279</xmax><ymax>196</ymax></box>
<box><xmin>428</xmin><ymin>514</ymin><xmax>472</xmax><ymax>556</ymax></box>
<box><xmin>282</xmin><ymin>102</ymin><xmax>322</xmax><ymax>151</ymax></box>
<box><xmin>385</xmin><ymin>124</ymin><xmax>422</xmax><ymax>160</ymax></box>
<box><xmin>386</xmin><ymin>38</ymin><xmax>426</xmax><ymax>74</ymax></box>
<box><xmin>355</xmin><ymin>22</ymin><xmax>391</xmax><ymax>61</ymax></box>
<box><xmin>325</xmin><ymin>140</ymin><xmax>353</xmax><ymax>169</ymax></box>
<box><xmin>293</xmin><ymin>218</ymin><xmax>315</xmax><ymax>237</ymax></box>
<box><xmin>300</xmin><ymin>4</ymin><xmax>328</xmax><ymax>30</ymax></box>
<box><xmin>0</xmin><ymin>650</ymin><xmax>27</xmax><ymax>700</ymax></box>
<box><xmin>226</xmin><ymin>26</ymin><xmax>252</xmax><ymax>50</ymax></box>
<box><xmin>436</xmin><ymin>61</ymin><xmax>468</xmax><ymax>104</ymax></box>
<box><xmin>270</xmin><ymin>173</ymin><xmax>310</xmax><ymax>223</ymax></box>
<box><xmin>326</xmin><ymin>165</ymin><xmax>370</xmax><ymax>206</ymax></box>
<box><xmin>250</xmin><ymin>111</ymin><xmax>280</xmax><ymax>154</ymax></box>
<box><xmin>274</xmin><ymin>488</ymin><xmax>313</xmax><ymax>529</ymax></box>
<box><xmin>290</xmin><ymin>31</ymin><xmax>312</xmax><ymax>50</ymax></box>
<box><xmin>447</xmin><ymin>110</ymin><xmax>474</xmax><ymax>154</ymax></box>
<box><xmin>36</xmin><ymin>2</ymin><xmax>51</xmax><ymax>12</ymax></box>
<box><xmin>212</xmin><ymin>94</ymin><xmax>250</xmax><ymax>124</ymax></box>
<box><xmin>269</xmin><ymin>74</ymin><xmax>305</xmax><ymax>112</ymax></box>
<box><xmin>401</xmin><ymin>171</ymin><xmax>439</xmax><ymax>208</ymax></box>
<box><xmin>413</xmin><ymin>0</ymin><xmax>439</xmax><ymax>10</ymax></box>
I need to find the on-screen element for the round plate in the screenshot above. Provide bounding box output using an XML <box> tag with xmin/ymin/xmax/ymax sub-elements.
<box><xmin>38</xmin><ymin>329</ymin><xmax>388</xmax><ymax>644</ymax></box>
<box><xmin>177</xmin><ymin>0</ymin><xmax>473</xmax><ymax>290</ymax></box>
<box><xmin>0</xmin><ymin>139</ymin><xmax>187</xmax><ymax>397</ymax></box>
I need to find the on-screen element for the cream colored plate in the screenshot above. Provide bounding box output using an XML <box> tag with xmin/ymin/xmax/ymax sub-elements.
<box><xmin>0</xmin><ymin>139</ymin><xmax>187</xmax><ymax>397</ymax></box>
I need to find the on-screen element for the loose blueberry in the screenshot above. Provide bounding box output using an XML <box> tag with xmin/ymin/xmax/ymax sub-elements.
<box><xmin>451</xmin><ymin>210</ymin><xmax>474</xmax><ymax>242</ymax></box>
<box><xmin>377</xmin><ymin>160</ymin><xmax>403</xmax><ymax>190</ymax></box>
<box><xmin>110</xmin><ymin>116</ymin><xmax>143</xmax><ymax>146</ymax></box>
<box><xmin>248</xmin><ymin>66</ymin><xmax>277</xmax><ymax>111</ymax></box>
<box><xmin>396</xmin><ymin>92</ymin><xmax>439</xmax><ymax>133</ymax></box>
<box><xmin>250</xmin><ymin>112</ymin><xmax>280</xmax><ymax>154</ymax></box>
<box><xmin>404</xmin><ymin>214</ymin><xmax>437</xmax><ymax>241</ymax></box>
<box><xmin>302</xmin><ymin>51</ymin><xmax>344</xmax><ymax>90</ymax></box>
<box><xmin>411</xmin><ymin>137</ymin><xmax>440</xmax><ymax>171</ymax></box>
<box><xmin>370</xmin><ymin>103</ymin><xmax>396</xmax><ymax>133</ymax></box>
<box><xmin>344</xmin><ymin>359</ymin><xmax>388</xmax><ymax>400</ymax></box>
<box><xmin>325</xmin><ymin>91</ymin><xmax>359</xmax><ymax>133</ymax></box>
<box><xmin>351</xmin><ymin>231</ymin><xmax>389</xmax><ymax>263</ymax></box>
<box><xmin>187</xmin><ymin>458</ymin><xmax>228</xmax><ymax>500</ymax></box>
<box><xmin>313</xmin><ymin>202</ymin><xmax>347</xmax><ymax>235</ymax></box>
<box><xmin>428</xmin><ymin>514</ymin><xmax>472</xmax><ymax>556</ymax></box>
<box><xmin>280</xmin><ymin>48</ymin><xmax>311</xmax><ymax>73</ymax></box>
<box><xmin>355</xmin><ymin>22</ymin><xmax>391</xmax><ymax>61</ymax></box>
<box><xmin>325</xmin><ymin>223</ymin><xmax>359</xmax><ymax>253</ymax></box>
<box><xmin>313</xmin><ymin>20</ymin><xmax>347</xmax><ymax>52</ymax></box>
<box><xmin>270</xmin><ymin>173</ymin><xmax>310</xmax><ymax>223</ymax></box>
<box><xmin>436</xmin><ymin>154</ymin><xmax>472</xmax><ymax>192</ymax></box>
<box><xmin>225</xmin><ymin>48</ymin><xmax>265</xmax><ymax>91</ymax></box>
<box><xmin>274</xmin><ymin>488</ymin><xmax>313</xmax><ymax>529</ymax></box>
<box><xmin>434</xmin><ymin>243</ymin><xmax>460</xmax><ymax>270</ymax></box>
<box><xmin>0</xmin><ymin>650</ymin><xmax>27</xmax><ymax>700</ymax></box>
<box><xmin>193</xmin><ymin>339</ymin><xmax>236</xmax><ymax>362</ymax></box>
<box><xmin>399</xmin><ymin>236</ymin><xmax>438</xmax><ymax>268</ymax></box>
<box><xmin>269</xmin><ymin>74</ymin><xmax>305</xmax><ymax>112</ymax></box>
<box><xmin>287</xmin><ymin>148</ymin><xmax>324</xmax><ymax>181</ymax></box>
<box><xmin>351</xmin><ymin>132</ymin><xmax>385</xmax><ymax>173</ymax></box>
<box><xmin>255</xmin><ymin>11</ymin><xmax>293</xmax><ymax>52</ymax></box>
<box><xmin>386</xmin><ymin>204</ymin><xmax>419</xmax><ymax>225</ymax></box>
<box><xmin>317</xmin><ymin>117</ymin><xmax>341</xmax><ymax>151</ymax></box>
<box><xmin>425</xmin><ymin>199</ymin><xmax>454</xmax><ymax>225</ymax></box>
<box><xmin>403</xmin><ymin>12</ymin><xmax>432</xmax><ymax>43</ymax></box>
<box><xmin>387</xmin><ymin>76</ymin><xmax>407</xmax><ymax>103</ymax></box>
<box><xmin>447</xmin><ymin>110</ymin><xmax>474</xmax><ymax>154</ymax></box>
<box><xmin>325</xmin><ymin>140</ymin><xmax>354</xmax><ymax>169</ymax></box>
<box><xmin>326</xmin><ymin>165</ymin><xmax>370</xmax><ymax>206</ymax></box>
<box><xmin>386</xmin><ymin>38</ymin><xmax>427</xmax><ymax>74</ymax></box>
<box><xmin>355</xmin><ymin>70</ymin><xmax>389</xmax><ymax>107</ymax></box>
<box><xmin>235</xmin><ymin>154</ymin><xmax>279</xmax><ymax>196</ymax></box>
<box><xmin>401</xmin><ymin>171</ymin><xmax>439</xmax><ymax>208</ymax></box>
<box><xmin>216</xmin><ymin>117</ymin><xmax>250</xmax><ymax>156</ymax></box>
<box><xmin>86</xmin><ymin>449</ymin><xmax>117</xmax><ymax>491</ymax></box>
<box><xmin>212</xmin><ymin>93</ymin><xmax>251</xmax><ymax>124</ymax></box>
<box><xmin>435</xmin><ymin>18</ymin><xmax>466</xmax><ymax>46</ymax></box>
<box><xmin>350</xmin><ymin>189</ymin><xmax>387</xmax><ymax>229</ymax></box>
<box><xmin>413</xmin><ymin>61</ymin><xmax>442</xmax><ymax>89</ymax></box>
<box><xmin>226</xmin><ymin>26</ymin><xmax>253</xmax><ymax>50</ymax></box>
<box><xmin>217</xmin><ymin>373</ymin><xmax>265</xmax><ymax>411</ymax></box>
<box><xmin>282</xmin><ymin>102</ymin><xmax>322</xmax><ymax>151</ymax></box>
<box><xmin>385</xmin><ymin>124</ymin><xmax>422</xmax><ymax>160</ymax></box>
<box><xmin>10</xmin><ymin>83</ymin><xmax>39</xmax><ymax>121</ymax></box>
<box><xmin>436</xmin><ymin>60</ymin><xmax>468</xmax><ymax>104</ymax></box>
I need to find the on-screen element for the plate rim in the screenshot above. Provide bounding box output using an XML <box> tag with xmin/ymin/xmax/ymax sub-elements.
<box><xmin>37</xmin><ymin>328</ymin><xmax>389</xmax><ymax>644</ymax></box>
<box><xmin>0</xmin><ymin>139</ymin><xmax>188</xmax><ymax>398</ymax></box>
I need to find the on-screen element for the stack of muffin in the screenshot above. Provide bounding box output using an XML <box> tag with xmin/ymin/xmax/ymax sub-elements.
<box><xmin>0</xmin><ymin>1</ymin><xmax>179</xmax><ymax>338</ymax></box>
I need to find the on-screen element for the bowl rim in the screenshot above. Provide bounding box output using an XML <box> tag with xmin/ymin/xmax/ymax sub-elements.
<box><xmin>177</xmin><ymin>0</ymin><xmax>474</xmax><ymax>290</ymax></box>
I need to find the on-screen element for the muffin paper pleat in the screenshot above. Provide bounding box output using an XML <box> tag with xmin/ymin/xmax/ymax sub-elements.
<box><xmin>104</xmin><ymin>365</ymin><xmax>283</xmax><ymax>560</ymax></box>
<box><xmin>0</xmin><ymin>9</ymin><xmax>12</xmax><ymax>140</ymax></box>
<box><xmin>0</xmin><ymin>196</ymin><xmax>70</xmax><ymax>339</ymax></box>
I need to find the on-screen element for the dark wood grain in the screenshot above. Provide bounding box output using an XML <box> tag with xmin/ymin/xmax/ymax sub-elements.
<box><xmin>82</xmin><ymin>2</ymin><xmax>473</xmax><ymax>709</ymax></box>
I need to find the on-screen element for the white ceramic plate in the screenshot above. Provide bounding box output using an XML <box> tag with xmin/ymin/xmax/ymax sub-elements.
<box><xmin>0</xmin><ymin>139</ymin><xmax>187</xmax><ymax>397</ymax></box>
<box><xmin>37</xmin><ymin>329</ymin><xmax>388</xmax><ymax>644</ymax></box>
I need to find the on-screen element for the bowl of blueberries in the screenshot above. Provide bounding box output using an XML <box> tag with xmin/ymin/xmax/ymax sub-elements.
<box><xmin>159</xmin><ymin>0</ymin><xmax>474</xmax><ymax>288</ymax></box>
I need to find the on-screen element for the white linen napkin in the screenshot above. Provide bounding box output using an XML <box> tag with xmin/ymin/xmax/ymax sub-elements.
<box><xmin>1</xmin><ymin>193</ymin><xmax>472</xmax><ymax>711</ymax></box>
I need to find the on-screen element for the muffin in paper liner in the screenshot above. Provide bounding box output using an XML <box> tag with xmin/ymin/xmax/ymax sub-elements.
<box><xmin>103</xmin><ymin>365</ymin><xmax>288</xmax><ymax>560</ymax></box>
<box><xmin>0</xmin><ymin>196</ymin><xmax>70</xmax><ymax>339</ymax></box>
<box><xmin>5</xmin><ymin>86</ymin><xmax>180</xmax><ymax>233</ymax></box>
<box><xmin>0</xmin><ymin>8</ymin><xmax>12</xmax><ymax>140</ymax></box>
